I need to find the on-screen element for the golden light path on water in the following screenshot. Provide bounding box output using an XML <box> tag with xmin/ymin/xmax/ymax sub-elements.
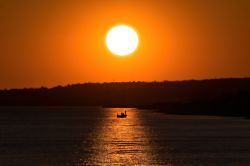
<box><xmin>77</xmin><ymin>108</ymin><xmax>162</xmax><ymax>165</ymax></box>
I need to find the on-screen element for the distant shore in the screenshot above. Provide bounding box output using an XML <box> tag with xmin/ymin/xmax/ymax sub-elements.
<box><xmin>136</xmin><ymin>100</ymin><xmax>250</xmax><ymax>119</ymax></box>
<box><xmin>1</xmin><ymin>78</ymin><xmax>250</xmax><ymax>118</ymax></box>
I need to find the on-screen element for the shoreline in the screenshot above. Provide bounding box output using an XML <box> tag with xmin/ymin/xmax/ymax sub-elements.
<box><xmin>0</xmin><ymin>105</ymin><xmax>249</xmax><ymax>119</ymax></box>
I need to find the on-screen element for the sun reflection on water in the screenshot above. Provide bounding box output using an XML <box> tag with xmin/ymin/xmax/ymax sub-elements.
<box><xmin>78</xmin><ymin>108</ymin><xmax>157</xmax><ymax>165</ymax></box>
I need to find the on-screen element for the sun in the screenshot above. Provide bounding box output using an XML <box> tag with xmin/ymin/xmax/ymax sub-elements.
<box><xmin>106</xmin><ymin>25</ymin><xmax>139</xmax><ymax>56</ymax></box>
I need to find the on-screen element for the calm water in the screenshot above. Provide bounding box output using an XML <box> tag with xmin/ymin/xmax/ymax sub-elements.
<box><xmin>0</xmin><ymin>107</ymin><xmax>250</xmax><ymax>166</ymax></box>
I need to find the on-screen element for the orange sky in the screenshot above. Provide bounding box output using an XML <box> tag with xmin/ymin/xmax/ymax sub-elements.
<box><xmin>0</xmin><ymin>0</ymin><xmax>250</xmax><ymax>89</ymax></box>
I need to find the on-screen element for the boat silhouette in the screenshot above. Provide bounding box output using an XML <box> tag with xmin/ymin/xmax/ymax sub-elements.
<box><xmin>117</xmin><ymin>111</ymin><xmax>127</xmax><ymax>118</ymax></box>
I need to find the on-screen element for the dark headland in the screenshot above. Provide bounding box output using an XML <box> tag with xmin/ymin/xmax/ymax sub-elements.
<box><xmin>1</xmin><ymin>78</ymin><xmax>250</xmax><ymax>118</ymax></box>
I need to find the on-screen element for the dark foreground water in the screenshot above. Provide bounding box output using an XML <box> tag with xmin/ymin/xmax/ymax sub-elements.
<box><xmin>0</xmin><ymin>107</ymin><xmax>250</xmax><ymax>166</ymax></box>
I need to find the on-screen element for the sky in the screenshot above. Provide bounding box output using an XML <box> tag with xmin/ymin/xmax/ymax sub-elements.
<box><xmin>0</xmin><ymin>0</ymin><xmax>250</xmax><ymax>89</ymax></box>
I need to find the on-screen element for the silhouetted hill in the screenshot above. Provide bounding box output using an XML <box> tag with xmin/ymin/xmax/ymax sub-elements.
<box><xmin>0</xmin><ymin>78</ymin><xmax>250</xmax><ymax>117</ymax></box>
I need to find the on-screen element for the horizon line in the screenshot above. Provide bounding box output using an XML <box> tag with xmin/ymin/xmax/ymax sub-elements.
<box><xmin>1</xmin><ymin>77</ymin><xmax>250</xmax><ymax>91</ymax></box>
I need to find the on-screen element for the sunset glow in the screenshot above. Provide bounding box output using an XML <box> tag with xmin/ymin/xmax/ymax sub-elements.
<box><xmin>0</xmin><ymin>0</ymin><xmax>250</xmax><ymax>88</ymax></box>
<box><xmin>1</xmin><ymin>1</ymin><xmax>250</xmax><ymax>165</ymax></box>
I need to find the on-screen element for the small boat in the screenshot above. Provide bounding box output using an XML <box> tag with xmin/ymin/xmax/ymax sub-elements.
<box><xmin>117</xmin><ymin>111</ymin><xmax>127</xmax><ymax>118</ymax></box>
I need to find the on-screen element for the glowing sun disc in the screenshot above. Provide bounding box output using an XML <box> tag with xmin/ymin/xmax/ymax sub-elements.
<box><xmin>106</xmin><ymin>25</ymin><xmax>139</xmax><ymax>56</ymax></box>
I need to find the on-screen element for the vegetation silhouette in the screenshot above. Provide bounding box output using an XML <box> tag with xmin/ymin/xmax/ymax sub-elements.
<box><xmin>0</xmin><ymin>78</ymin><xmax>250</xmax><ymax>117</ymax></box>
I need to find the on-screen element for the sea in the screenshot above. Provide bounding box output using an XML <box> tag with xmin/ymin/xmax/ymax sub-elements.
<box><xmin>0</xmin><ymin>107</ymin><xmax>250</xmax><ymax>166</ymax></box>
